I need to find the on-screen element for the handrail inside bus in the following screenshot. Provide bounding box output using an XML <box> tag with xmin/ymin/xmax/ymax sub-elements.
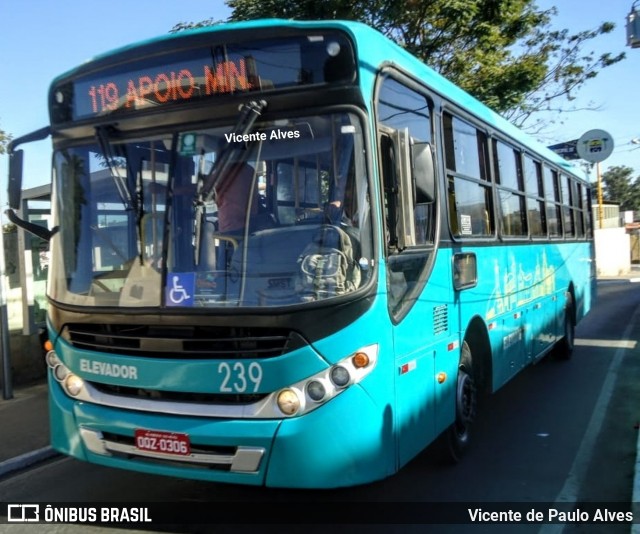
<box><xmin>199</xmin><ymin>99</ymin><xmax>267</xmax><ymax>203</ymax></box>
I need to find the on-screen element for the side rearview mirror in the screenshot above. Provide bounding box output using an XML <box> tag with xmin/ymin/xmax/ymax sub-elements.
<box><xmin>412</xmin><ymin>142</ymin><xmax>435</xmax><ymax>204</ymax></box>
<box><xmin>7</xmin><ymin>125</ymin><xmax>51</xmax><ymax>209</ymax></box>
<box><xmin>8</xmin><ymin>149</ymin><xmax>24</xmax><ymax>210</ymax></box>
<box><xmin>453</xmin><ymin>252</ymin><xmax>477</xmax><ymax>291</ymax></box>
<box><xmin>5</xmin><ymin>126</ymin><xmax>52</xmax><ymax>240</ymax></box>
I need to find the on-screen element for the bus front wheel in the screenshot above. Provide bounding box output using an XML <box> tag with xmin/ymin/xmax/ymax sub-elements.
<box><xmin>446</xmin><ymin>341</ymin><xmax>477</xmax><ymax>463</ymax></box>
<box><xmin>555</xmin><ymin>295</ymin><xmax>575</xmax><ymax>360</ymax></box>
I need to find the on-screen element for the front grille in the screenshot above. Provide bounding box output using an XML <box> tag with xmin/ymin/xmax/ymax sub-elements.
<box><xmin>92</xmin><ymin>382</ymin><xmax>268</xmax><ymax>405</ymax></box>
<box><xmin>63</xmin><ymin>323</ymin><xmax>306</xmax><ymax>359</ymax></box>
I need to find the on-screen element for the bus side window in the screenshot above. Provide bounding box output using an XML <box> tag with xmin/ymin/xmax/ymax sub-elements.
<box><xmin>376</xmin><ymin>74</ymin><xmax>436</xmax><ymax>318</ymax></box>
<box><xmin>443</xmin><ymin>112</ymin><xmax>493</xmax><ymax>238</ymax></box>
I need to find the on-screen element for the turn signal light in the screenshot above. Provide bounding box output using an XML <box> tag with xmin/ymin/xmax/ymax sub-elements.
<box><xmin>352</xmin><ymin>351</ymin><xmax>370</xmax><ymax>369</ymax></box>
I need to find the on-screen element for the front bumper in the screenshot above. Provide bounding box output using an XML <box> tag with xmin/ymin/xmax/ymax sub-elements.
<box><xmin>49</xmin><ymin>371</ymin><xmax>393</xmax><ymax>488</ymax></box>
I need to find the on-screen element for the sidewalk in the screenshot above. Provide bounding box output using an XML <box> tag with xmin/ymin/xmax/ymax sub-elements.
<box><xmin>0</xmin><ymin>380</ymin><xmax>57</xmax><ymax>477</ymax></box>
<box><xmin>597</xmin><ymin>263</ymin><xmax>640</xmax><ymax>283</ymax></box>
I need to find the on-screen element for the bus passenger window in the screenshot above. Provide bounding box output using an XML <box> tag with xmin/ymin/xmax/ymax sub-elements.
<box><xmin>443</xmin><ymin>112</ymin><xmax>493</xmax><ymax>238</ymax></box>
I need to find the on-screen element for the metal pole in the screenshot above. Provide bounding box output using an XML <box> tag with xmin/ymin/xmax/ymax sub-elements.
<box><xmin>0</xmin><ymin>215</ymin><xmax>13</xmax><ymax>400</ymax></box>
<box><xmin>596</xmin><ymin>161</ymin><xmax>605</xmax><ymax>229</ymax></box>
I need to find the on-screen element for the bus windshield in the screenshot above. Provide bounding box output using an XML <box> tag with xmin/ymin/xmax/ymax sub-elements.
<box><xmin>48</xmin><ymin>111</ymin><xmax>373</xmax><ymax>309</ymax></box>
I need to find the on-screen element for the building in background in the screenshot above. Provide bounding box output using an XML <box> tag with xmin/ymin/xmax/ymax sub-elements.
<box><xmin>2</xmin><ymin>184</ymin><xmax>50</xmax><ymax>386</ymax></box>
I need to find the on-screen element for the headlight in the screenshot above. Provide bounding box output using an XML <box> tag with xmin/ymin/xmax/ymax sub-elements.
<box><xmin>266</xmin><ymin>344</ymin><xmax>378</xmax><ymax>418</ymax></box>
<box><xmin>64</xmin><ymin>374</ymin><xmax>85</xmax><ymax>397</ymax></box>
<box><xmin>44</xmin><ymin>348</ymin><xmax>86</xmax><ymax>399</ymax></box>
<box><xmin>277</xmin><ymin>388</ymin><xmax>301</xmax><ymax>416</ymax></box>
<box><xmin>45</xmin><ymin>350</ymin><xmax>61</xmax><ymax>368</ymax></box>
<box><xmin>53</xmin><ymin>364</ymin><xmax>69</xmax><ymax>382</ymax></box>
<box><xmin>330</xmin><ymin>365</ymin><xmax>350</xmax><ymax>388</ymax></box>
<box><xmin>306</xmin><ymin>380</ymin><xmax>327</xmax><ymax>402</ymax></box>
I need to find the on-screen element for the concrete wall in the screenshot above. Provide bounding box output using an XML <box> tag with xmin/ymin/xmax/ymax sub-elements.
<box><xmin>8</xmin><ymin>331</ymin><xmax>47</xmax><ymax>385</ymax></box>
<box><xmin>594</xmin><ymin>227</ymin><xmax>631</xmax><ymax>276</ymax></box>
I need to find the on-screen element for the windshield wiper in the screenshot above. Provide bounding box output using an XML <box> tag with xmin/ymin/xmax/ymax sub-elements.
<box><xmin>193</xmin><ymin>99</ymin><xmax>267</xmax><ymax>266</ymax></box>
<box><xmin>95</xmin><ymin>125</ymin><xmax>144</xmax><ymax>264</ymax></box>
<box><xmin>96</xmin><ymin>126</ymin><xmax>133</xmax><ymax>209</ymax></box>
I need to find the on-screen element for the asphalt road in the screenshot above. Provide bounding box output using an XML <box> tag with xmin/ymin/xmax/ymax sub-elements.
<box><xmin>1</xmin><ymin>280</ymin><xmax>639</xmax><ymax>534</ymax></box>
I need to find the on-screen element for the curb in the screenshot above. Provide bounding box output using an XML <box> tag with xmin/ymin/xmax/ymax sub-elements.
<box><xmin>0</xmin><ymin>447</ymin><xmax>59</xmax><ymax>478</ymax></box>
<box><xmin>633</xmin><ymin>425</ymin><xmax>640</xmax><ymax>534</ymax></box>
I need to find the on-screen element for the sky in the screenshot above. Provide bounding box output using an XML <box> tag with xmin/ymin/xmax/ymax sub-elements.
<box><xmin>1</xmin><ymin>0</ymin><xmax>639</xmax><ymax>192</ymax></box>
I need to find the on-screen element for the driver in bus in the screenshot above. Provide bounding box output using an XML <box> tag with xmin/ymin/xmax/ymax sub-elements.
<box><xmin>215</xmin><ymin>162</ymin><xmax>259</xmax><ymax>234</ymax></box>
<box><xmin>211</xmin><ymin>162</ymin><xmax>260</xmax><ymax>271</ymax></box>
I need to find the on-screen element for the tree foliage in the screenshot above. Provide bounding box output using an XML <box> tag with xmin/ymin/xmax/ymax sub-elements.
<box><xmin>170</xmin><ymin>17</ymin><xmax>222</xmax><ymax>33</ymax></box>
<box><xmin>602</xmin><ymin>165</ymin><xmax>640</xmax><ymax>212</ymax></box>
<box><xmin>223</xmin><ymin>0</ymin><xmax>625</xmax><ymax>129</ymax></box>
<box><xmin>0</xmin><ymin>121</ymin><xmax>10</xmax><ymax>155</ymax></box>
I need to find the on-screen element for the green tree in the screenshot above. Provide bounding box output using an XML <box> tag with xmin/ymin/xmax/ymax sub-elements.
<box><xmin>602</xmin><ymin>165</ymin><xmax>640</xmax><ymax>211</ymax></box>
<box><xmin>0</xmin><ymin>121</ymin><xmax>10</xmax><ymax>155</ymax></box>
<box><xmin>223</xmin><ymin>0</ymin><xmax>625</xmax><ymax>129</ymax></box>
<box><xmin>170</xmin><ymin>17</ymin><xmax>222</xmax><ymax>32</ymax></box>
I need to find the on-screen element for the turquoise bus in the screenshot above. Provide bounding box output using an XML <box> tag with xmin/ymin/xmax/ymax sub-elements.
<box><xmin>7</xmin><ymin>19</ymin><xmax>595</xmax><ymax>488</ymax></box>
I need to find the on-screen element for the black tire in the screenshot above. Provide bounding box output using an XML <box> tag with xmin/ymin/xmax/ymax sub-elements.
<box><xmin>445</xmin><ymin>341</ymin><xmax>477</xmax><ymax>463</ymax></box>
<box><xmin>555</xmin><ymin>294</ymin><xmax>575</xmax><ymax>360</ymax></box>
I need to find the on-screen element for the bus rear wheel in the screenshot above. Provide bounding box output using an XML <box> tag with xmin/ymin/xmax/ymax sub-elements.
<box><xmin>446</xmin><ymin>341</ymin><xmax>477</xmax><ymax>463</ymax></box>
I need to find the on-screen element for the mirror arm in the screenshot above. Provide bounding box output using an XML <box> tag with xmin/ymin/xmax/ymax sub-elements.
<box><xmin>7</xmin><ymin>126</ymin><xmax>51</xmax><ymax>153</ymax></box>
<box><xmin>4</xmin><ymin>209</ymin><xmax>53</xmax><ymax>242</ymax></box>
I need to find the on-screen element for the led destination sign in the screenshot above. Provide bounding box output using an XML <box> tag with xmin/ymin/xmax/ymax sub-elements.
<box><xmin>61</xmin><ymin>32</ymin><xmax>355</xmax><ymax>121</ymax></box>
<box><xmin>77</xmin><ymin>58</ymin><xmax>253</xmax><ymax>117</ymax></box>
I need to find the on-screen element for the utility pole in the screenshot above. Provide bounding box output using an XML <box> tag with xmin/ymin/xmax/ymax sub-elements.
<box><xmin>596</xmin><ymin>162</ymin><xmax>605</xmax><ymax>229</ymax></box>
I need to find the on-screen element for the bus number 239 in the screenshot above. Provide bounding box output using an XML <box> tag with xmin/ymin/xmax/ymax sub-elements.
<box><xmin>218</xmin><ymin>362</ymin><xmax>263</xmax><ymax>393</ymax></box>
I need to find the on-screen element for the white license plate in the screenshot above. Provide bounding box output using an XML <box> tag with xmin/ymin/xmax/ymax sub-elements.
<box><xmin>134</xmin><ymin>429</ymin><xmax>191</xmax><ymax>456</ymax></box>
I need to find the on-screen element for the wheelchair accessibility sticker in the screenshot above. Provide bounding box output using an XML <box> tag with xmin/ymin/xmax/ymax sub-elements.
<box><xmin>166</xmin><ymin>273</ymin><xmax>195</xmax><ymax>306</ymax></box>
